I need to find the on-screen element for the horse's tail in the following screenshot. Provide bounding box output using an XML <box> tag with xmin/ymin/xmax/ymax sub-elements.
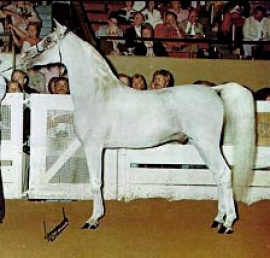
<box><xmin>214</xmin><ymin>82</ymin><xmax>255</xmax><ymax>203</ymax></box>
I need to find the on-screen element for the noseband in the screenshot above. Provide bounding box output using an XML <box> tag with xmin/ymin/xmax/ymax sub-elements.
<box><xmin>35</xmin><ymin>28</ymin><xmax>71</xmax><ymax>58</ymax></box>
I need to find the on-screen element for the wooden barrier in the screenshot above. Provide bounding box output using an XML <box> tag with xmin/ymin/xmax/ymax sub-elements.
<box><xmin>0</xmin><ymin>94</ymin><xmax>24</xmax><ymax>198</ymax></box>
<box><xmin>28</xmin><ymin>95</ymin><xmax>270</xmax><ymax>203</ymax></box>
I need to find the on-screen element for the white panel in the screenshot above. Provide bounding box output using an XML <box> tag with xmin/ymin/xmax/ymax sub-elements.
<box><xmin>29</xmin><ymin>94</ymin><xmax>118</xmax><ymax>200</ymax></box>
<box><xmin>1</xmin><ymin>94</ymin><xmax>24</xmax><ymax>198</ymax></box>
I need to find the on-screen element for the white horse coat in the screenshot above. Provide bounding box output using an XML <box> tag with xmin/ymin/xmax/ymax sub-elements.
<box><xmin>22</xmin><ymin>21</ymin><xmax>255</xmax><ymax>234</ymax></box>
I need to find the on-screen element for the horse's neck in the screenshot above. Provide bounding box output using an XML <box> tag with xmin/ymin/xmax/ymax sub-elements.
<box><xmin>61</xmin><ymin>34</ymin><xmax>120</xmax><ymax>101</ymax></box>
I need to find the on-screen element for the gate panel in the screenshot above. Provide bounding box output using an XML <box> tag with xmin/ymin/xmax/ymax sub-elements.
<box><xmin>29</xmin><ymin>94</ymin><xmax>117</xmax><ymax>200</ymax></box>
<box><xmin>1</xmin><ymin>94</ymin><xmax>24</xmax><ymax>198</ymax></box>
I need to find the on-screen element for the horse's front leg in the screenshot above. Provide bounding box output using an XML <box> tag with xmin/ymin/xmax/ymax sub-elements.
<box><xmin>81</xmin><ymin>141</ymin><xmax>105</xmax><ymax>230</ymax></box>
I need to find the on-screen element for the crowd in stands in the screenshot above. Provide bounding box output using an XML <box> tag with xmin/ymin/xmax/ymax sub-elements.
<box><xmin>93</xmin><ymin>1</ymin><xmax>270</xmax><ymax>59</ymax></box>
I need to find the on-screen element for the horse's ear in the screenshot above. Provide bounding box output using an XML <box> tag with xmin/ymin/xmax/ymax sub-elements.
<box><xmin>53</xmin><ymin>19</ymin><xmax>67</xmax><ymax>35</ymax></box>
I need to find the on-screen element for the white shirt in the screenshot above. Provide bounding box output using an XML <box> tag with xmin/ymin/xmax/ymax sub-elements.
<box><xmin>142</xmin><ymin>9</ymin><xmax>163</xmax><ymax>28</ymax></box>
<box><xmin>133</xmin><ymin>1</ymin><xmax>146</xmax><ymax>11</ymax></box>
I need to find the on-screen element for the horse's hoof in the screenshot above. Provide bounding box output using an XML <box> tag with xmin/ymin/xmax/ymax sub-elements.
<box><xmin>81</xmin><ymin>222</ymin><xmax>99</xmax><ymax>230</ymax></box>
<box><xmin>211</xmin><ymin>220</ymin><xmax>222</xmax><ymax>229</ymax></box>
<box><xmin>217</xmin><ymin>225</ymin><xmax>234</xmax><ymax>234</ymax></box>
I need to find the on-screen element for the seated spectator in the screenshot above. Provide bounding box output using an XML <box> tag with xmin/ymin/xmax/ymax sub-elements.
<box><xmin>95</xmin><ymin>12</ymin><xmax>125</xmax><ymax>55</ymax></box>
<box><xmin>116</xmin><ymin>1</ymin><xmax>136</xmax><ymax>24</ymax></box>
<box><xmin>154</xmin><ymin>11</ymin><xmax>185</xmax><ymax>53</ymax></box>
<box><xmin>11</xmin><ymin>69</ymin><xmax>38</xmax><ymax>94</ymax></box>
<box><xmin>243</xmin><ymin>6</ymin><xmax>270</xmax><ymax>58</ymax></box>
<box><xmin>149</xmin><ymin>69</ymin><xmax>174</xmax><ymax>90</ymax></box>
<box><xmin>2</xmin><ymin>1</ymin><xmax>41</xmax><ymax>31</ymax></box>
<box><xmin>220</xmin><ymin>5</ymin><xmax>245</xmax><ymax>43</ymax></box>
<box><xmin>178</xmin><ymin>8</ymin><xmax>205</xmax><ymax>53</ymax></box>
<box><xmin>6</xmin><ymin>81</ymin><xmax>23</xmax><ymax>93</ymax></box>
<box><xmin>133</xmin><ymin>23</ymin><xmax>168</xmax><ymax>57</ymax></box>
<box><xmin>124</xmin><ymin>11</ymin><xmax>145</xmax><ymax>51</ymax></box>
<box><xmin>168</xmin><ymin>1</ymin><xmax>189</xmax><ymax>24</ymax></box>
<box><xmin>130</xmin><ymin>73</ymin><xmax>147</xmax><ymax>90</ymax></box>
<box><xmin>142</xmin><ymin>1</ymin><xmax>163</xmax><ymax>28</ymax></box>
<box><xmin>255</xmin><ymin>87</ymin><xmax>270</xmax><ymax>101</ymax></box>
<box><xmin>118</xmin><ymin>73</ymin><xmax>131</xmax><ymax>86</ymax></box>
<box><xmin>8</xmin><ymin>22</ymin><xmax>41</xmax><ymax>53</ymax></box>
<box><xmin>39</xmin><ymin>63</ymin><xmax>67</xmax><ymax>92</ymax></box>
<box><xmin>48</xmin><ymin>77</ymin><xmax>70</xmax><ymax>95</ymax></box>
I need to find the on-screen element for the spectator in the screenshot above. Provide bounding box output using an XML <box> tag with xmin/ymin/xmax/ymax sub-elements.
<box><xmin>154</xmin><ymin>11</ymin><xmax>185</xmax><ymax>53</ymax></box>
<box><xmin>48</xmin><ymin>77</ymin><xmax>70</xmax><ymax>94</ymax></box>
<box><xmin>95</xmin><ymin>12</ymin><xmax>125</xmax><ymax>55</ymax></box>
<box><xmin>142</xmin><ymin>1</ymin><xmax>163</xmax><ymax>29</ymax></box>
<box><xmin>255</xmin><ymin>87</ymin><xmax>270</xmax><ymax>101</ymax></box>
<box><xmin>168</xmin><ymin>1</ymin><xmax>189</xmax><ymax>24</ymax></box>
<box><xmin>149</xmin><ymin>69</ymin><xmax>174</xmax><ymax>90</ymax></box>
<box><xmin>178</xmin><ymin>8</ymin><xmax>205</xmax><ymax>53</ymax></box>
<box><xmin>118</xmin><ymin>73</ymin><xmax>131</xmax><ymax>86</ymax></box>
<box><xmin>39</xmin><ymin>63</ymin><xmax>67</xmax><ymax>92</ymax></box>
<box><xmin>2</xmin><ymin>1</ymin><xmax>41</xmax><ymax>31</ymax></box>
<box><xmin>243</xmin><ymin>6</ymin><xmax>270</xmax><ymax>58</ymax></box>
<box><xmin>133</xmin><ymin>23</ymin><xmax>168</xmax><ymax>57</ymax></box>
<box><xmin>220</xmin><ymin>5</ymin><xmax>245</xmax><ymax>42</ymax></box>
<box><xmin>125</xmin><ymin>11</ymin><xmax>145</xmax><ymax>50</ymax></box>
<box><xmin>11</xmin><ymin>69</ymin><xmax>38</xmax><ymax>94</ymax></box>
<box><xmin>130</xmin><ymin>73</ymin><xmax>147</xmax><ymax>90</ymax></box>
<box><xmin>8</xmin><ymin>22</ymin><xmax>41</xmax><ymax>53</ymax></box>
<box><xmin>116</xmin><ymin>1</ymin><xmax>136</xmax><ymax>24</ymax></box>
<box><xmin>6</xmin><ymin>81</ymin><xmax>23</xmax><ymax>93</ymax></box>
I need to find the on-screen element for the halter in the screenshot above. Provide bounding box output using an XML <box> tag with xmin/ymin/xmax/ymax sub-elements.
<box><xmin>35</xmin><ymin>28</ymin><xmax>71</xmax><ymax>60</ymax></box>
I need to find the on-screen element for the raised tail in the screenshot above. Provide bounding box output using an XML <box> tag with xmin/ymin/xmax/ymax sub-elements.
<box><xmin>214</xmin><ymin>82</ymin><xmax>255</xmax><ymax>203</ymax></box>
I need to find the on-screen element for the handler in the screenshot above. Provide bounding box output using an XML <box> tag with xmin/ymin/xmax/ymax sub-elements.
<box><xmin>0</xmin><ymin>74</ymin><xmax>6</xmax><ymax>223</ymax></box>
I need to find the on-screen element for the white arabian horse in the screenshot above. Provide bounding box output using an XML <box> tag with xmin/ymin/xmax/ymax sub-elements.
<box><xmin>22</xmin><ymin>21</ymin><xmax>255</xmax><ymax>234</ymax></box>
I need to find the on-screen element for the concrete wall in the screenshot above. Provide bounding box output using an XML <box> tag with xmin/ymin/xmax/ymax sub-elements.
<box><xmin>108</xmin><ymin>56</ymin><xmax>270</xmax><ymax>92</ymax></box>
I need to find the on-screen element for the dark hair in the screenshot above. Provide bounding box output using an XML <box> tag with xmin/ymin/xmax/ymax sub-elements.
<box><xmin>108</xmin><ymin>11</ymin><xmax>119</xmax><ymax>22</ymax></box>
<box><xmin>255</xmin><ymin>87</ymin><xmax>270</xmax><ymax>100</ymax></box>
<box><xmin>152</xmin><ymin>69</ymin><xmax>174</xmax><ymax>87</ymax></box>
<box><xmin>164</xmin><ymin>11</ymin><xmax>177</xmax><ymax>22</ymax></box>
<box><xmin>27</xmin><ymin>22</ymin><xmax>41</xmax><ymax>35</ymax></box>
<box><xmin>141</xmin><ymin>23</ymin><xmax>154</xmax><ymax>36</ymax></box>
<box><xmin>131</xmin><ymin>73</ymin><xmax>147</xmax><ymax>90</ymax></box>
<box><xmin>11</xmin><ymin>69</ymin><xmax>29</xmax><ymax>85</ymax></box>
<box><xmin>193</xmin><ymin>80</ymin><xmax>216</xmax><ymax>86</ymax></box>
<box><xmin>253</xmin><ymin>6</ymin><xmax>266</xmax><ymax>16</ymax></box>
<box><xmin>48</xmin><ymin>77</ymin><xmax>69</xmax><ymax>94</ymax></box>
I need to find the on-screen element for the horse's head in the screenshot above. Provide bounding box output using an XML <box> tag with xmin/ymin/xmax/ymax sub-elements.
<box><xmin>22</xmin><ymin>20</ymin><xmax>69</xmax><ymax>68</ymax></box>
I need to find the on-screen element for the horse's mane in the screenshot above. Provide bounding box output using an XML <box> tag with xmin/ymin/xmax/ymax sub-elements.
<box><xmin>78</xmin><ymin>35</ymin><xmax>121</xmax><ymax>90</ymax></box>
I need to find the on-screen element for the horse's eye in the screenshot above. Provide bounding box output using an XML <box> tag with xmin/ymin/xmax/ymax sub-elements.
<box><xmin>46</xmin><ymin>38</ymin><xmax>53</xmax><ymax>44</ymax></box>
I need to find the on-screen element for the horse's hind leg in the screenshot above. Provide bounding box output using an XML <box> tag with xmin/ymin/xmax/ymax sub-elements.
<box><xmin>193</xmin><ymin>140</ymin><xmax>236</xmax><ymax>234</ymax></box>
<box><xmin>81</xmin><ymin>141</ymin><xmax>105</xmax><ymax>229</ymax></box>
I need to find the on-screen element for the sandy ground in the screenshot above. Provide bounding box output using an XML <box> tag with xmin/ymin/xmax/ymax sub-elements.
<box><xmin>0</xmin><ymin>199</ymin><xmax>269</xmax><ymax>258</ymax></box>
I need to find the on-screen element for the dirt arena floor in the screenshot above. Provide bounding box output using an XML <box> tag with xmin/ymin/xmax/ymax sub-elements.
<box><xmin>0</xmin><ymin>199</ymin><xmax>269</xmax><ymax>258</ymax></box>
